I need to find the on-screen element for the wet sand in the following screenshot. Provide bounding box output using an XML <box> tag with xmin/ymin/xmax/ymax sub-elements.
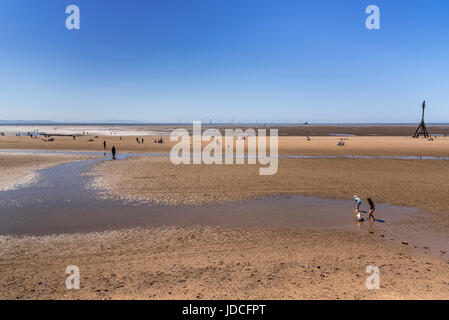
<box><xmin>90</xmin><ymin>156</ymin><xmax>449</xmax><ymax>217</ymax></box>
<box><xmin>1</xmin><ymin>226</ymin><xmax>449</xmax><ymax>300</ymax></box>
<box><xmin>0</xmin><ymin>155</ymin><xmax>431</xmax><ymax>240</ymax></box>
<box><xmin>0</xmin><ymin>152</ymin><xmax>94</xmax><ymax>191</ymax></box>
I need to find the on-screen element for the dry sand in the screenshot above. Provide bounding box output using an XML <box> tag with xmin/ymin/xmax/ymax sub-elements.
<box><xmin>0</xmin><ymin>153</ymin><xmax>94</xmax><ymax>191</ymax></box>
<box><xmin>2</xmin><ymin>135</ymin><xmax>449</xmax><ymax>157</ymax></box>
<box><xmin>1</xmin><ymin>226</ymin><xmax>448</xmax><ymax>300</ymax></box>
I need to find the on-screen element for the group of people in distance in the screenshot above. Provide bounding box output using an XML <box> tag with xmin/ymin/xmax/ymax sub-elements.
<box><xmin>353</xmin><ymin>195</ymin><xmax>375</xmax><ymax>222</ymax></box>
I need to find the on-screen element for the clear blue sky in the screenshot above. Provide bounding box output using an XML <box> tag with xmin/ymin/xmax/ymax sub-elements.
<box><xmin>0</xmin><ymin>0</ymin><xmax>448</xmax><ymax>123</ymax></box>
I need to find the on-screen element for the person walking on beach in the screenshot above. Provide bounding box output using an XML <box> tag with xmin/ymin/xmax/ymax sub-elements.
<box><xmin>353</xmin><ymin>195</ymin><xmax>362</xmax><ymax>211</ymax></box>
<box><xmin>111</xmin><ymin>145</ymin><xmax>117</xmax><ymax>160</ymax></box>
<box><xmin>367</xmin><ymin>198</ymin><xmax>376</xmax><ymax>221</ymax></box>
<box><xmin>103</xmin><ymin>140</ymin><xmax>107</xmax><ymax>150</ymax></box>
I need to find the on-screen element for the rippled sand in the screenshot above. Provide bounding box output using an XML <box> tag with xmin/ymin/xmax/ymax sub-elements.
<box><xmin>1</xmin><ymin>226</ymin><xmax>448</xmax><ymax>300</ymax></box>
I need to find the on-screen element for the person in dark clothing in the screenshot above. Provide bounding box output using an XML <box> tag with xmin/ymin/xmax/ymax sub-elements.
<box><xmin>104</xmin><ymin>141</ymin><xmax>107</xmax><ymax>150</ymax></box>
<box><xmin>367</xmin><ymin>198</ymin><xmax>376</xmax><ymax>221</ymax></box>
<box><xmin>111</xmin><ymin>146</ymin><xmax>116</xmax><ymax>160</ymax></box>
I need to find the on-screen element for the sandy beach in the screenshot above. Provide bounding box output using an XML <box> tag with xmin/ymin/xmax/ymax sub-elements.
<box><xmin>4</xmin><ymin>0</ymin><xmax>449</xmax><ymax>305</ymax></box>
<box><xmin>1</xmin><ymin>128</ymin><xmax>448</xmax><ymax>300</ymax></box>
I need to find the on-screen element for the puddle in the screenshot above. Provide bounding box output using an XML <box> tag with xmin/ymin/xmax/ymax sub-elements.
<box><xmin>0</xmin><ymin>150</ymin><xmax>448</xmax><ymax>257</ymax></box>
<box><xmin>2</xmin><ymin>149</ymin><xmax>449</xmax><ymax>161</ymax></box>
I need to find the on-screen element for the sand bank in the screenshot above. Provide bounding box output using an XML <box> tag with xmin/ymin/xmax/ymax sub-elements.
<box><xmin>89</xmin><ymin>157</ymin><xmax>449</xmax><ymax>217</ymax></box>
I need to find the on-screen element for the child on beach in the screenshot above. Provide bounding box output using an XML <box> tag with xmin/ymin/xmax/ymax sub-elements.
<box><xmin>353</xmin><ymin>195</ymin><xmax>362</xmax><ymax>211</ymax></box>
<box><xmin>367</xmin><ymin>198</ymin><xmax>376</xmax><ymax>221</ymax></box>
<box><xmin>355</xmin><ymin>210</ymin><xmax>364</xmax><ymax>222</ymax></box>
<box><xmin>353</xmin><ymin>195</ymin><xmax>364</xmax><ymax>222</ymax></box>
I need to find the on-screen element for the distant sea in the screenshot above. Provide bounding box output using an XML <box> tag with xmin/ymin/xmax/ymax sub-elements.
<box><xmin>1</xmin><ymin>121</ymin><xmax>448</xmax><ymax>126</ymax></box>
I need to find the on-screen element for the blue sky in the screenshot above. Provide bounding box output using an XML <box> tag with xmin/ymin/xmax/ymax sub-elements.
<box><xmin>0</xmin><ymin>0</ymin><xmax>448</xmax><ymax>123</ymax></box>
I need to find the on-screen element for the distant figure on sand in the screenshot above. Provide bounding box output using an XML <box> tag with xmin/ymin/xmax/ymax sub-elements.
<box><xmin>112</xmin><ymin>146</ymin><xmax>116</xmax><ymax>160</ymax></box>
<box><xmin>367</xmin><ymin>198</ymin><xmax>376</xmax><ymax>221</ymax></box>
<box><xmin>353</xmin><ymin>195</ymin><xmax>362</xmax><ymax>211</ymax></box>
<box><xmin>103</xmin><ymin>141</ymin><xmax>107</xmax><ymax>150</ymax></box>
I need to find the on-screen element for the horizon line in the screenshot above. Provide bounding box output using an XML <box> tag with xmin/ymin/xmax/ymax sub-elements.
<box><xmin>1</xmin><ymin>121</ymin><xmax>449</xmax><ymax>126</ymax></box>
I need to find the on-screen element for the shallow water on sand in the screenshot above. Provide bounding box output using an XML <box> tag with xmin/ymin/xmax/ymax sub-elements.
<box><xmin>0</xmin><ymin>150</ymin><xmax>448</xmax><ymax>257</ymax></box>
<box><xmin>2</xmin><ymin>149</ymin><xmax>449</xmax><ymax>160</ymax></box>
